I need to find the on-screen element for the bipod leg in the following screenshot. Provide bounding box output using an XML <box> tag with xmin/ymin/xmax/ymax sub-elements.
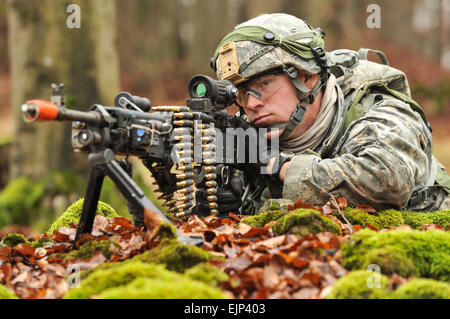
<box><xmin>105</xmin><ymin>159</ymin><xmax>203</xmax><ymax>246</ymax></box>
<box><xmin>74</xmin><ymin>166</ymin><xmax>105</xmax><ymax>246</ymax></box>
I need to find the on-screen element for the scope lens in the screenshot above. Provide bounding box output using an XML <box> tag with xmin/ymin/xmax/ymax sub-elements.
<box><xmin>194</xmin><ymin>83</ymin><xmax>207</xmax><ymax>97</ymax></box>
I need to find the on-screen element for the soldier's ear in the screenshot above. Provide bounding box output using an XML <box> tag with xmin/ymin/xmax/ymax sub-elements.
<box><xmin>298</xmin><ymin>72</ymin><xmax>320</xmax><ymax>89</ymax></box>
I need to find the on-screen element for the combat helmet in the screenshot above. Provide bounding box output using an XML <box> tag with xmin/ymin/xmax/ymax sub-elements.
<box><xmin>211</xmin><ymin>13</ymin><xmax>330</xmax><ymax>138</ymax></box>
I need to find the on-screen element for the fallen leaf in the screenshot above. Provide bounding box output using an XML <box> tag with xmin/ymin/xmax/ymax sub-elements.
<box><xmin>228</xmin><ymin>213</ymin><xmax>241</xmax><ymax>222</ymax></box>
<box><xmin>238</xmin><ymin>223</ymin><xmax>252</xmax><ymax>236</ymax></box>
<box><xmin>263</xmin><ymin>263</ymin><xmax>280</xmax><ymax>289</ymax></box>
<box><xmin>337</xmin><ymin>197</ymin><xmax>347</xmax><ymax>209</ymax></box>
<box><xmin>418</xmin><ymin>224</ymin><xmax>444</xmax><ymax>231</ymax></box>
<box><xmin>292</xmin><ymin>287</ymin><xmax>319</xmax><ymax>299</ymax></box>
<box><xmin>11</xmin><ymin>270</ymin><xmax>30</xmax><ymax>285</ymax></box>
<box><xmin>13</xmin><ymin>243</ymin><xmax>35</xmax><ymax>257</ymax></box>
<box><xmin>144</xmin><ymin>209</ymin><xmax>165</xmax><ymax>242</ymax></box>
<box><xmin>355</xmin><ymin>204</ymin><xmax>377</xmax><ymax>213</ymax></box>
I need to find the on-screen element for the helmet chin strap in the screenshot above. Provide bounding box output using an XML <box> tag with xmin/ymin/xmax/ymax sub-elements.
<box><xmin>279</xmin><ymin>65</ymin><xmax>326</xmax><ymax>140</ymax></box>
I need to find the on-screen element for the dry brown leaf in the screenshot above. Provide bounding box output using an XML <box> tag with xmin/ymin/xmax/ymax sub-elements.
<box><xmin>13</xmin><ymin>243</ymin><xmax>35</xmax><ymax>257</ymax></box>
<box><xmin>418</xmin><ymin>224</ymin><xmax>444</xmax><ymax>231</ymax></box>
<box><xmin>263</xmin><ymin>264</ymin><xmax>280</xmax><ymax>289</ymax></box>
<box><xmin>355</xmin><ymin>204</ymin><xmax>377</xmax><ymax>213</ymax></box>
<box><xmin>91</xmin><ymin>215</ymin><xmax>111</xmax><ymax>236</ymax></box>
<box><xmin>11</xmin><ymin>270</ymin><xmax>30</xmax><ymax>285</ymax></box>
<box><xmin>292</xmin><ymin>287</ymin><xmax>320</xmax><ymax>299</ymax></box>
<box><xmin>238</xmin><ymin>223</ymin><xmax>252</xmax><ymax>236</ymax></box>
<box><xmin>251</xmin><ymin>235</ymin><xmax>287</xmax><ymax>251</ymax></box>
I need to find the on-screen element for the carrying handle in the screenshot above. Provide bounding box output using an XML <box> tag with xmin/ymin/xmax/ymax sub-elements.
<box><xmin>358</xmin><ymin>48</ymin><xmax>389</xmax><ymax>66</ymax></box>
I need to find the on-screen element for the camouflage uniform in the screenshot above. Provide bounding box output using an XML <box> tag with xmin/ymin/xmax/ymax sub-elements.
<box><xmin>212</xmin><ymin>13</ymin><xmax>450</xmax><ymax>213</ymax></box>
<box><xmin>281</xmin><ymin>91</ymin><xmax>450</xmax><ymax>212</ymax></box>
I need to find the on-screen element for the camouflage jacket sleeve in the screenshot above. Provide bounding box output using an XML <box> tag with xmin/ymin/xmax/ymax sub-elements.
<box><xmin>282</xmin><ymin>93</ymin><xmax>433</xmax><ymax>210</ymax></box>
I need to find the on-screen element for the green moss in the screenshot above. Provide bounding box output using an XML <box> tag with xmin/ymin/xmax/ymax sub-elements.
<box><xmin>133</xmin><ymin>239</ymin><xmax>217</xmax><ymax>273</ymax></box>
<box><xmin>31</xmin><ymin>236</ymin><xmax>56</xmax><ymax>248</ymax></box>
<box><xmin>1</xmin><ymin>233</ymin><xmax>30</xmax><ymax>247</ymax></box>
<box><xmin>393</xmin><ymin>278</ymin><xmax>450</xmax><ymax>299</ymax></box>
<box><xmin>64</xmin><ymin>261</ymin><xmax>177</xmax><ymax>299</ymax></box>
<box><xmin>335</xmin><ymin>208</ymin><xmax>404</xmax><ymax>229</ymax></box>
<box><xmin>0</xmin><ymin>285</ymin><xmax>18</xmax><ymax>299</ymax></box>
<box><xmin>375</xmin><ymin>209</ymin><xmax>405</xmax><ymax>229</ymax></box>
<box><xmin>272</xmin><ymin>209</ymin><xmax>342</xmax><ymax>236</ymax></box>
<box><xmin>337</xmin><ymin>207</ymin><xmax>374</xmax><ymax>227</ymax></box>
<box><xmin>241</xmin><ymin>210</ymin><xmax>286</xmax><ymax>228</ymax></box>
<box><xmin>257</xmin><ymin>198</ymin><xmax>294</xmax><ymax>214</ymax></box>
<box><xmin>64</xmin><ymin>260</ymin><xmax>226</xmax><ymax>299</ymax></box>
<box><xmin>327</xmin><ymin>270</ymin><xmax>390</xmax><ymax>299</ymax></box>
<box><xmin>152</xmin><ymin>222</ymin><xmax>177</xmax><ymax>240</ymax></box>
<box><xmin>47</xmin><ymin>198</ymin><xmax>118</xmax><ymax>234</ymax></box>
<box><xmin>1</xmin><ymin>232</ymin><xmax>58</xmax><ymax>249</ymax></box>
<box><xmin>363</xmin><ymin>247</ymin><xmax>420</xmax><ymax>278</ymax></box>
<box><xmin>342</xmin><ymin>229</ymin><xmax>450</xmax><ymax>281</ymax></box>
<box><xmin>97</xmin><ymin>276</ymin><xmax>227</xmax><ymax>299</ymax></box>
<box><xmin>78</xmin><ymin>261</ymin><xmax>117</xmax><ymax>281</ymax></box>
<box><xmin>184</xmin><ymin>263</ymin><xmax>229</xmax><ymax>287</ymax></box>
<box><xmin>402</xmin><ymin>210</ymin><xmax>450</xmax><ymax>229</ymax></box>
<box><xmin>62</xmin><ymin>240</ymin><xmax>120</xmax><ymax>260</ymax></box>
<box><xmin>335</xmin><ymin>207</ymin><xmax>450</xmax><ymax>230</ymax></box>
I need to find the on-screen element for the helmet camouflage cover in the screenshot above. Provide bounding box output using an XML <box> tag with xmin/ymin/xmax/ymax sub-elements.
<box><xmin>212</xmin><ymin>13</ymin><xmax>326</xmax><ymax>85</ymax></box>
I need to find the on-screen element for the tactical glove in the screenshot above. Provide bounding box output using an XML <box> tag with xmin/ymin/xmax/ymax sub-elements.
<box><xmin>195</xmin><ymin>174</ymin><xmax>244</xmax><ymax>217</ymax></box>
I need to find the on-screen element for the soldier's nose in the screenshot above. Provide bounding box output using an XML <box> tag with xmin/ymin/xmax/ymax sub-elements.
<box><xmin>245</xmin><ymin>92</ymin><xmax>264</xmax><ymax>111</ymax></box>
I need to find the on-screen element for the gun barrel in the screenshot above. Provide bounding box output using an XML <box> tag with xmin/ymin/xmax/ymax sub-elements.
<box><xmin>22</xmin><ymin>99</ymin><xmax>101</xmax><ymax>124</ymax></box>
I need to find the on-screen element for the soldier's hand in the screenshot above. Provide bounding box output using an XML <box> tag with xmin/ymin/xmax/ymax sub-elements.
<box><xmin>195</xmin><ymin>174</ymin><xmax>243</xmax><ymax>217</ymax></box>
<box><xmin>266</xmin><ymin>156</ymin><xmax>291</xmax><ymax>182</ymax></box>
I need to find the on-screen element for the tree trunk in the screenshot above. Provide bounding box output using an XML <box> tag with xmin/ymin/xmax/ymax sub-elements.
<box><xmin>8</xmin><ymin>0</ymin><xmax>120</xmax><ymax>180</ymax></box>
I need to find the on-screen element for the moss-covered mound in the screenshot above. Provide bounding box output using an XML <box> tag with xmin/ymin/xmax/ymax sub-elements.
<box><xmin>1</xmin><ymin>232</ymin><xmax>55</xmax><ymax>248</ymax></box>
<box><xmin>241</xmin><ymin>210</ymin><xmax>286</xmax><ymax>228</ymax></box>
<box><xmin>1</xmin><ymin>232</ymin><xmax>30</xmax><ymax>247</ymax></box>
<box><xmin>342</xmin><ymin>229</ymin><xmax>450</xmax><ymax>281</ymax></box>
<box><xmin>47</xmin><ymin>198</ymin><xmax>118</xmax><ymax>234</ymax></box>
<box><xmin>327</xmin><ymin>270</ymin><xmax>390</xmax><ymax>299</ymax></box>
<box><xmin>184</xmin><ymin>262</ymin><xmax>229</xmax><ymax>287</ymax></box>
<box><xmin>334</xmin><ymin>207</ymin><xmax>450</xmax><ymax>230</ymax></box>
<box><xmin>402</xmin><ymin>210</ymin><xmax>450</xmax><ymax>229</ymax></box>
<box><xmin>272</xmin><ymin>209</ymin><xmax>342</xmax><ymax>236</ymax></box>
<box><xmin>133</xmin><ymin>239</ymin><xmax>217</xmax><ymax>273</ymax></box>
<box><xmin>59</xmin><ymin>240</ymin><xmax>120</xmax><ymax>260</ymax></box>
<box><xmin>392</xmin><ymin>279</ymin><xmax>450</xmax><ymax>299</ymax></box>
<box><xmin>328</xmin><ymin>271</ymin><xmax>450</xmax><ymax>299</ymax></box>
<box><xmin>257</xmin><ymin>198</ymin><xmax>294</xmax><ymax>213</ymax></box>
<box><xmin>97</xmin><ymin>276</ymin><xmax>226</xmax><ymax>299</ymax></box>
<box><xmin>0</xmin><ymin>285</ymin><xmax>18</xmax><ymax>299</ymax></box>
<box><xmin>64</xmin><ymin>261</ymin><xmax>227</xmax><ymax>299</ymax></box>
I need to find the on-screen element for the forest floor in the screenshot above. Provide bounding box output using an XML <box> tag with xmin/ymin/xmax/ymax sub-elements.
<box><xmin>0</xmin><ymin>197</ymin><xmax>449</xmax><ymax>299</ymax></box>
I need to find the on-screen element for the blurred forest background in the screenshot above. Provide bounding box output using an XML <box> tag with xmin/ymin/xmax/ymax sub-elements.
<box><xmin>0</xmin><ymin>0</ymin><xmax>449</xmax><ymax>235</ymax></box>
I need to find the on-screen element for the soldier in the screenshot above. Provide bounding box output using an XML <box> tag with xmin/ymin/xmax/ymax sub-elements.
<box><xmin>198</xmin><ymin>13</ymin><xmax>450</xmax><ymax>215</ymax></box>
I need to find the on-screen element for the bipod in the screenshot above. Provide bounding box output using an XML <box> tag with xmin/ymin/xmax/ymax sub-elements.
<box><xmin>73</xmin><ymin>148</ymin><xmax>204</xmax><ymax>247</ymax></box>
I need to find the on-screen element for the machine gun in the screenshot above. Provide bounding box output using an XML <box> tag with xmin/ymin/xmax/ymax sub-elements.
<box><xmin>21</xmin><ymin>76</ymin><xmax>273</xmax><ymax>246</ymax></box>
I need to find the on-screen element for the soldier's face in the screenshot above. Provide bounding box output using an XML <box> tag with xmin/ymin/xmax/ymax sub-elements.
<box><xmin>241</xmin><ymin>72</ymin><xmax>321</xmax><ymax>139</ymax></box>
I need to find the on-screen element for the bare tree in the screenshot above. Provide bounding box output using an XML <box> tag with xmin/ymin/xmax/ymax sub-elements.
<box><xmin>8</xmin><ymin>0</ymin><xmax>120</xmax><ymax>180</ymax></box>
